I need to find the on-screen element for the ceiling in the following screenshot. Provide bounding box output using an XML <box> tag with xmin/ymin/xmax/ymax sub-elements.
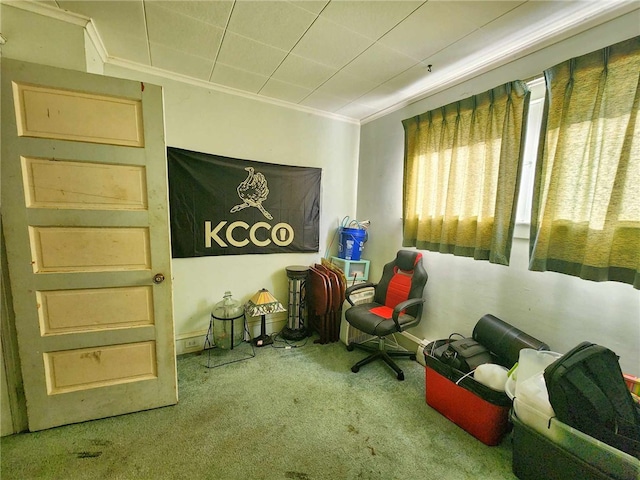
<box><xmin>27</xmin><ymin>0</ymin><xmax>639</xmax><ymax>123</ymax></box>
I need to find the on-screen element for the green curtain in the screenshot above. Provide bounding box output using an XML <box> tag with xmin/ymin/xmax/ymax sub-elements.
<box><xmin>402</xmin><ymin>81</ymin><xmax>530</xmax><ymax>265</ymax></box>
<box><xmin>530</xmin><ymin>36</ymin><xmax>640</xmax><ymax>289</ymax></box>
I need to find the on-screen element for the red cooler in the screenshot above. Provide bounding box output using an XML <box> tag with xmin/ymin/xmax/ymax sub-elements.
<box><xmin>424</xmin><ymin>315</ymin><xmax>549</xmax><ymax>446</ymax></box>
<box><xmin>425</xmin><ymin>353</ymin><xmax>511</xmax><ymax>445</ymax></box>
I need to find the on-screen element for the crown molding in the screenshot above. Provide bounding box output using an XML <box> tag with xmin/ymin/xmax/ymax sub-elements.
<box><xmin>84</xmin><ymin>18</ymin><xmax>108</xmax><ymax>64</ymax></box>
<box><xmin>106</xmin><ymin>56</ymin><xmax>360</xmax><ymax>125</ymax></box>
<box><xmin>360</xmin><ymin>0</ymin><xmax>639</xmax><ymax>125</ymax></box>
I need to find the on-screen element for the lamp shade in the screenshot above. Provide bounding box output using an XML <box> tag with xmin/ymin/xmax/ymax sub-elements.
<box><xmin>245</xmin><ymin>288</ymin><xmax>286</xmax><ymax>317</ymax></box>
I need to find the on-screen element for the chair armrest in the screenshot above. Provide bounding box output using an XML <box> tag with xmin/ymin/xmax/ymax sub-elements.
<box><xmin>391</xmin><ymin>298</ymin><xmax>425</xmax><ymax>329</ymax></box>
<box><xmin>345</xmin><ymin>282</ymin><xmax>375</xmax><ymax>306</ymax></box>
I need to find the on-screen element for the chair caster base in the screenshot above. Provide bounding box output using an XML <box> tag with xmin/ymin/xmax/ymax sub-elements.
<box><xmin>347</xmin><ymin>339</ymin><xmax>417</xmax><ymax>380</ymax></box>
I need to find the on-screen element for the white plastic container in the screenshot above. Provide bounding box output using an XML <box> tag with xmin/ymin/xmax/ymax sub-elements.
<box><xmin>516</xmin><ymin>372</ymin><xmax>555</xmax><ymax>423</ymax></box>
<box><xmin>506</xmin><ymin>348</ymin><xmax>562</xmax><ymax>438</ymax></box>
<box><xmin>505</xmin><ymin>348</ymin><xmax>562</xmax><ymax>401</ymax></box>
<box><xmin>513</xmin><ymin>395</ymin><xmax>559</xmax><ymax>439</ymax></box>
<box><xmin>515</xmin><ymin>348</ymin><xmax>562</xmax><ymax>391</ymax></box>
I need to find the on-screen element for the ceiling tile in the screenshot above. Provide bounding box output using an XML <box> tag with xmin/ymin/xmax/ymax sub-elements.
<box><xmin>376</xmin><ymin>63</ymin><xmax>433</xmax><ymax>96</ymax></box>
<box><xmin>477</xmin><ymin>1</ymin><xmax>572</xmax><ymax>42</ymax></box>
<box><xmin>378</xmin><ymin>1</ymin><xmax>479</xmax><ymax>61</ymax></box>
<box><xmin>300</xmin><ymin>90</ymin><xmax>351</xmax><ymax>112</ymax></box>
<box><xmin>145</xmin><ymin>3</ymin><xmax>222</xmax><ymax>59</ymax></box>
<box><xmin>341</xmin><ymin>43</ymin><xmax>418</xmax><ymax>85</ymax></box>
<box><xmin>289</xmin><ymin>1</ymin><xmax>330</xmax><ymax>15</ymax></box>
<box><xmin>315</xmin><ymin>70</ymin><xmax>378</xmax><ymax>101</ymax></box>
<box><xmin>217</xmin><ymin>31</ymin><xmax>289</xmax><ymax>77</ymax></box>
<box><xmin>443</xmin><ymin>1</ymin><xmax>525</xmax><ymax>29</ymax></box>
<box><xmin>270</xmin><ymin>54</ymin><xmax>337</xmax><ymax>90</ymax></box>
<box><xmin>149</xmin><ymin>1</ymin><xmax>233</xmax><ymax>28</ymax></box>
<box><xmin>100</xmin><ymin>30</ymin><xmax>151</xmax><ymax>65</ymax></box>
<box><xmin>424</xmin><ymin>1</ymin><xmax>583</xmax><ymax>76</ymax></box>
<box><xmin>210</xmin><ymin>62</ymin><xmax>269</xmax><ymax>94</ymax></box>
<box><xmin>420</xmin><ymin>29</ymin><xmax>495</xmax><ymax>75</ymax></box>
<box><xmin>291</xmin><ymin>16</ymin><xmax>373</xmax><ymax>69</ymax></box>
<box><xmin>150</xmin><ymin>42</ymin><xmax>212</xmax><ymax>81</ymax></box>
<box><xmin>336</xmin><ymin>101</ymin><xmax>379</xmax><ymax>119</ymax></box>
<box><xmin>260</xmin><ymin>78</ymin><xmax>313</xmax><ymax>104</ymax></box>
<box><xmin>320</xmin><ymin>1</ymin><xmax>423</xmax><ymax>40</ymax></box>
<box><xmin>357</xmin><ymin>82</ymin><xmax>405</xmax><ymax>109</ymax></box>
<box><xmin>226</xmin><ymin>1</ymin><xmax>318</xmax><ymax>51</ymax></box>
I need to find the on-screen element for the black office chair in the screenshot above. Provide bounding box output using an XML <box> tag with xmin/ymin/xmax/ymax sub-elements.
<box><xmin>345</xmin><ymin>250</ymin><xmax>428</xmax><ymax>380</ymax></box>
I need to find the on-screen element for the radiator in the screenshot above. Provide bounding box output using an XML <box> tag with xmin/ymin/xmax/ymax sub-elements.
<box><xmin>339</xmin><ymin>286</ymin><xmax>375</xmax><ymax>346</ymax></box>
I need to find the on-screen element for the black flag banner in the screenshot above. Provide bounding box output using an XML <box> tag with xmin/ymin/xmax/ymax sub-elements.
<box><xmin>167</xmin><ymin>147</ymin><xmax>321</xmax><ymax>258</ymax></box>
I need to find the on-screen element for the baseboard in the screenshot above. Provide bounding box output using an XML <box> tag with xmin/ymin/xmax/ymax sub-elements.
<box><xmin>175</xmin><ymin>330</ymin><xmax>208</xmax><ymax>356</ymax></box>
<box><xmin>399</xmin><ymin>331</ymin><xmax>432</xmax><ymax>366</ymax></box>
<box><xmin>176</xmin><ymin>318</ymin><xmax>432</xmax><ymax>363</ymax></box>
<box><xmin>175</xmin><ymin>315</ymin><xmax>287</xmax><ymax>356</ymax></box>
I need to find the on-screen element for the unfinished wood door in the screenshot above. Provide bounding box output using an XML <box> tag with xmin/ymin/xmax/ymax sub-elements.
<box><xmin>1</xmin><ymin>59</ymin><xmax>177</xmax><ymax>431</ymax></box>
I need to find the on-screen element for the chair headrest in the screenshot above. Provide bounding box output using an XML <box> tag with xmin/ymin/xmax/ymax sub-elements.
<box><xmin>396</xmin><ymin>250</ymin><xmax>422</xmax><ymax>271</ymax></box>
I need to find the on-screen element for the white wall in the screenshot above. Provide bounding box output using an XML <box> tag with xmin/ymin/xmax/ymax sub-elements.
<box><xmin>0</xmin><ymin>4</ymin><xmax>86</xmax><ymax>72</ymax></box>
<box><xmin>102</xmin><ymin>65</ymin><xmax>360</xmax><ymax>348</ymax></box>
<box><xmin>357</xmin><ymin>12</ymin><xmax>640</xmax><ymax>375</ymax></box>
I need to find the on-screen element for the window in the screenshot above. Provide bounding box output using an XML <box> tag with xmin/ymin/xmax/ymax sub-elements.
<box><xmin>515</xmin><ymin>77</ymin><xmax>545</xmax><ymax>227</ymax></box>
<box><xmin>402</xmin><ymin>81</ymin><xmax>530</xmax><ymax>265</ymax></box>
<box><xmin>529</xmin><ymin>37</ymin><xmax>639</xmax><ymax>288</ymax></box>
<box><xmin>402</xmin><ymin>36</ymin><xmax>639</xmax><ymax>288</ymax></box>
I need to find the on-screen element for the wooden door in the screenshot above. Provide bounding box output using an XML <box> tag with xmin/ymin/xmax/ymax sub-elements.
<box><xmin>1</xmin><ymin>59</ymin><xmax>177</xmax><ymax>431</ymax></box>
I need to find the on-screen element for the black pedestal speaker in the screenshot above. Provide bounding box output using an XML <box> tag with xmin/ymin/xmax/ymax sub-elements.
<box><xmin>282</xmin><ymin>265</ymin><xmax>309</xmax><ymax>341</ymax></box>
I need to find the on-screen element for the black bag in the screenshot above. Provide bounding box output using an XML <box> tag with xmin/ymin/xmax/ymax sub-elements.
<box><xmin>544</xmin><ymin>341</ymin><xmax>640</xmax><ymax>459</ymax></box>
<box><xmin>431</xmin><ymin>336</ymin><xmax>494</xmax><ymax>373</ymax></box>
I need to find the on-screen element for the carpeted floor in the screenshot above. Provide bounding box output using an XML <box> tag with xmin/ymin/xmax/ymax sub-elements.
<box><xmin>0</xmin><ymin>335</ymin><xmax>517</xmax><ymax>480</ymax></box>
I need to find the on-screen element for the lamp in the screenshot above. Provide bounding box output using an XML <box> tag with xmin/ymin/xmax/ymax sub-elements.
<box><xmin>245</xmin><ymin>288</ymin><xmax>286</xmax><ymax>347</ymax></box>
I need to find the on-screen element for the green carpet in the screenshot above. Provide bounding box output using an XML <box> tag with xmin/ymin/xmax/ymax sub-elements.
<box><xmin>1</xmin><ymin>336</ymin><xmax>516</xmax><ymax>479</ymax></box>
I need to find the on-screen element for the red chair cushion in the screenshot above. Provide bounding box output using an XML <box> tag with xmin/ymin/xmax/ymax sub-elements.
<box><xmin>384</xmin><ymin>268</ymin><xmax>412</xmax><ymax>308</ymax></box>
<box><xmin>369</xmin><ymin>306</ymin><xmax>393</xmax><ymax>319</ymax></box>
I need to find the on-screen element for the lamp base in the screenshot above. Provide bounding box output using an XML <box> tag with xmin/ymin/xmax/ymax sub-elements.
<box><xmin>252</xmin><ymin>334</ymin><xmax>273</xmax><ymax>347</ymax></box>
<box><xmin>282</xmin><ymin>326</ymin><xmax>308</xmax><ymax>341</ymax></box>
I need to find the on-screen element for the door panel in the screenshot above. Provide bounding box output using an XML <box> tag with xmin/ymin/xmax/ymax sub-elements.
<box><xmin>1</xmin><ymin>59</ymin><xmax>177</xmax><ymax>431</ymax></box>
<box><xmin>29</xmin><ymin>226</ymin><xmax>151</xmax><ymax>273</ymax></box>
<box><xmin>43</xmin><ymin>342</ymin><xmax>157</xmax><ymax>395</ymax></box>
<box><xmin>37</xmin><ymin>286</ymin><xmax>154</xmax><ymax>334</ymax></box>
<box><xmin>21</xmin><ymin>157</ymin><xmax>148</xmax><ymax>210</ymax></box>
<box><xmin>12</xmin><ymin>82</ymin><xmax>144</xmax><ymax>146</ymax></box>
